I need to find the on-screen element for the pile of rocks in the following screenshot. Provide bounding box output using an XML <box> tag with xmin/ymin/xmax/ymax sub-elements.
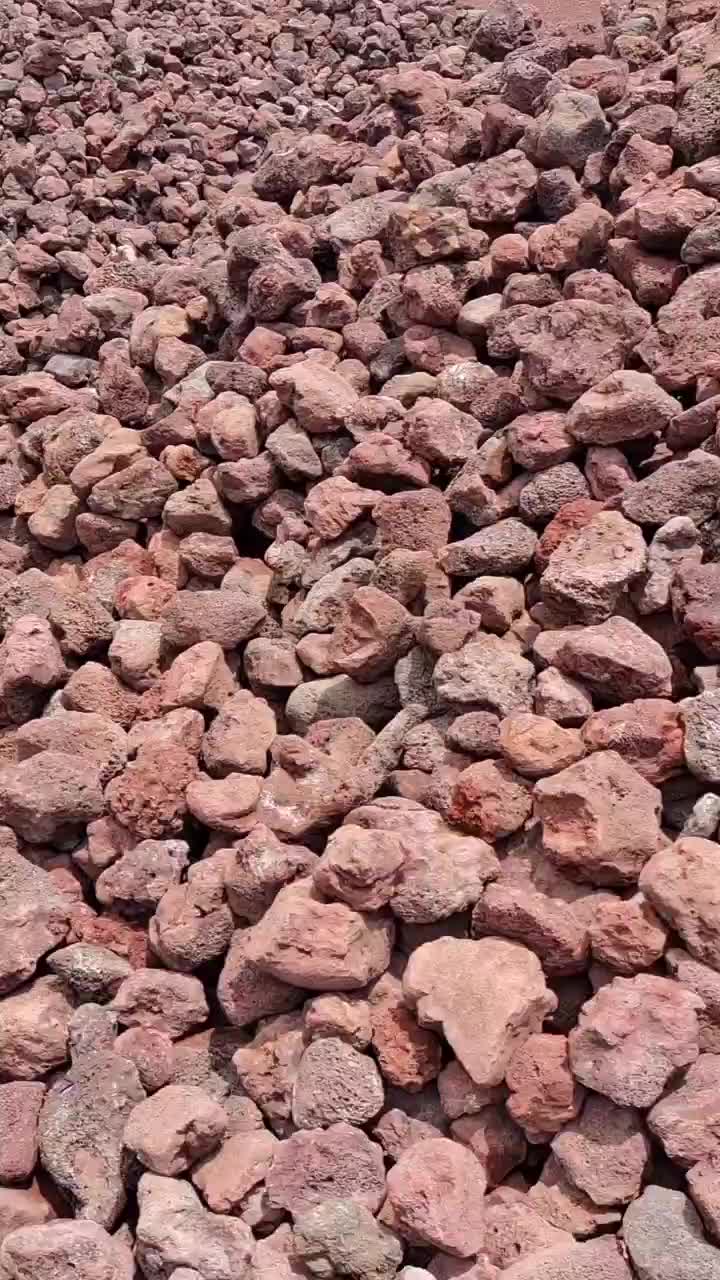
<box><xmin>3</xmin><ymin>0</ymin><xmax>720</xmax><ymax>1274</ymax></box>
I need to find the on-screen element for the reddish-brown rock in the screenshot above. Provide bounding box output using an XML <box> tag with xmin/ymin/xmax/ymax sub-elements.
<box><xmin>569</xmin><ymin>974</ymin><xmax>703</xmax><ymax>1107</ymax></box>
<box><xmin>535</xmin><ymin>751</ymin><xmax>666</xmax><ymax>887</ymax></box>
<box><xmin>506</xmin><ymin>1035</ymin><xmax>584</xmax><ymax>1143</ymax></box>
<box><xmin>381</xmin><ymin>1137</ymin><xmax>486</xmax><ymax>1258</ymax></box>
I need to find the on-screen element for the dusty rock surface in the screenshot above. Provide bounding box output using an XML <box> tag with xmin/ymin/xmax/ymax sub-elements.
<box><xmin>1</xmin><ymin>0</ymin><xmax>720</xmax><ymax>1275</ymax></box>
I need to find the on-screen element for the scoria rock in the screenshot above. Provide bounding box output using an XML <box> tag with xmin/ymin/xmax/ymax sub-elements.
<box><xmin>403</xmin><ymin>937</ymin><xmax>556</xmax><ymax>1087</ymax></box>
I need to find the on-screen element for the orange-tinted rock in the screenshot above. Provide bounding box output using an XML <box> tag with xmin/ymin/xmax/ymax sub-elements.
<box><xmin>506</xmin><ymin>1035</ymin><xmax>584</xmax><ymax>1143</ymax></box>
<box><xmin>500</xmin><ymin>714</ymin><xmax>585</xmax><ymax>780</ymax></box>
<box><xmin>450</xmin><ymin>761</ymin><xmax>533</xmax><ymax>840</ymax></box>
<box><xmin>535</xmin><ymin>751</ymin><xmax>666</xmax><ymax>887</ymax></box>
<box><xmin>369</xmin><ymin>971</ymin><xmax>442</xmax><ymax>1092</ymax></box>
<box><xmin>581</xmin><ymin>699</ymin><xmax>684</xmax><ymax>783</ymax></box>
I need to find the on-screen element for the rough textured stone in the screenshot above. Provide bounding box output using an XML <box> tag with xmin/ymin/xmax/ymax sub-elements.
<box><xmin>0</xmin><ymin>1222</ymin><xmax>133</xmax><ymax>1280</ymax></box>
<box><xmin>403</xmin><ymin>938</ymin><xmax>556</xmax><ymax>1087</ymax></box>
<box><xmin>641</xmin><ymin>838</ymin><xmax>720</xmax><ymax>971</ymax></box>
<box><xmin>551</xmin><ymin>1095</ymin><xmax>649</xmax><ymax>1206</ymax></box>
<box><xmin>294</xmin><ymin>1199</ymin><xmax>403</xmax><ymax>1280</ymax></box>
<box><xmin>381</xmin><ymin>1137</ymin><xmax>486</xmax><ymax>1258</ymax></box>
<box><xmin>535</xmin><ymin>751</ymin><xmax>665</xmax><ymax>887</ymax></box>
<box><xmin>569</xmin><ymin>974</ymin><xmax>702</xmax><ymax>1107</ymax></box>
<box><xmin>623</xmin><ymin>1186</ymin><xmax>720</xmax><ymax>1280</ymax></box>
<box><xmin>265</xmin><ymin>1123</ymin><xmax>386</xmax><ymax>1217</ymax></box>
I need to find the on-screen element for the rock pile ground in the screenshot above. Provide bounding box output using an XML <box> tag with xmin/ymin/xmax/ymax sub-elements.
<box><xmin>2</xmin><ymin>0</ymin><xmax>720</xmax><ymax>1275</ymax></box>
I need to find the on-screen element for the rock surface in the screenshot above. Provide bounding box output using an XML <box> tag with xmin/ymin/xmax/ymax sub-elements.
<box><xmin>0</xmin><ymin>0</ymin><xmax>718</xmax><ymax>1273</ymax></box>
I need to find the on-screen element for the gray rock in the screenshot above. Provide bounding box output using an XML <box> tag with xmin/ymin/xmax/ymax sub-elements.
<box><xmin>682</xmin><ymin>794</ymin><xmax>720</xmax><ymax>839</ymax></box>
<box><xmin>293</xmin><ymin>1198</ymin><xmax>403</xmax><ymax>1279</ymax></box>
<box><xmin>434</xmin><ymin>635</ymin><xmax>534</xmax><ymax>717</ymax></box>
<box><xmin>38</xmin><ymin>1038</ymin><xmax>145</xmax><ymax>1228</ymax></box>
<box><xmin>635</xmin><ymin>517</ymin><xmax>702</xmax><ymax>615</ymax></box>
<box><xmin>286</xmin><ymin>675</ymin><xmax>399</xmax><ymax>733</ymax></box>
<box><xmin>621</xmin><ymin>452</ymin><xmax>720</xmax><ymax>527</ymax></box>
<box><xmin>135</xmin><ymin>1174</ymin><xmax>253</xmax><ymax>1280</ymax></box>
<box><xmin>674</xmin><ymin>67</ymin><xmax>720</xmax><ymax>164</ymax></box>
<box><xmin>623</xmin><ymin>1185</ymin><xmax>720</xmax><ymax>1280</ymax></box>
<box><xmin>442</xmin><ymin>520</ymin><xmax>538</xmax><ymax>577</ymax></box>
<box><xmin>683</xmin><ymin>692</ymin><xmax>720</xmax><ymax>784</ymax></box>
<box><xmin>522</xmin><ymin>91</ymin><xmax>610</xmax><ymax>173</ymax></box>
<box><xmin>47</xmin><ymin>945</ymin><xmax>133</xmax><ymax>1002</ymax></box>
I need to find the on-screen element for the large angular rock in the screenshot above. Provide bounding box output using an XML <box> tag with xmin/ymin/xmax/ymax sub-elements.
<box><xmin>541</xmin><ymin>512</ymin><xmax>646</xmax><ymax>624</ymax></box>
<box><xmin>568</xmin><ymin>974</ymin><xmax>702</xmax><ymax>1107</ymax></box>
<box><xmin>551</xmin><ymin>1095</ymin><xmax>649</xmax><ymax>1207</ymax></box>
<box><xmin>648</xmin><ymin>1054</ymin><xmax>720</xmax><ymax>1168</ymax></box>
<box><xmin>442</xmin><ymin>520</ymin><xmax>538</xmax><ymax>578</ymax></box>
<box><xmin>521</xmin><ymin>300</ymin><xmax>649</xmax><ymax>403</ymax></box>
<box><xmin>0</xmin><ymin>752</ymin><xmax>104</xmax><ymax>844</ymax></box>
<box><xmin>381</xmin><ymin>1137</ymin><xmax>486</xmax><ymax>1258</ymax></box>
<box><xmin>403</xmin><ymin>937</ymin><xmax>556</xmax><ymax>1088</ymax></box>
<box><xmin>243</xmin><ymin>879</ymin><xmax>394</xmax><ymax>991</ymax></box>
<box><xmin>623</xmin><ymin>1186</ymin><xmax>720</xmax><ymax>1280</ymax></box>
<box><xmin>535</xmin><ymin>751</ymin><xmax>665</xmax><ymax>887</ymax></box>
<box><xmin>621</xmin><ymin>452</ymin><xmax>720</xmax><ymax>527</ymax></box>
<box><xmin>16</xmin><ymin>712</ymin><xmax>128</xmax><ymax>787</ymax></box>
<box><xmin>553</xmin><ymin>618</ymin><xmax>673</xmax><ymax>702</ymax></box>
<box><xmin>641</xmin><ymin>838</ymin><xmax>720</xmax><ymax>971</ymax></box>
<box><xmin>134</xmin><ymin>1174</ymin><xmax>254</xmax><ymax>1280</ymax></box>
<box><xmin>568</xmin><ymin>371</ymin><xmax>680</xmax><ymax>445</ymax></box>
<box><xmin>522</xmin><ymin>91</ymin><xmax>609</xmax><ymax>172</ymax></box>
